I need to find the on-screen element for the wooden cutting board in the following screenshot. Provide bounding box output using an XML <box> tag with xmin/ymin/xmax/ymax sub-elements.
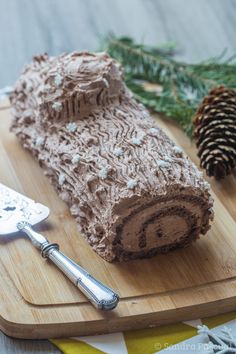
<box><xmin>0</xmin><ymin>100</ymin><xmax>236</xmax><ymax>339</ymax></box>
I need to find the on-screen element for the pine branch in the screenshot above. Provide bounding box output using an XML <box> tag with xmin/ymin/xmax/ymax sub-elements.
<box><xmin>127</xmin><ymin>80</ymin><xmax>196</xmax><ymax>136</ymax></box>
<box><xmin>104</xmin><ymin>36</ymin><xmax>236</xmax><ymax>137</ymax></box>
<box><xmin>187</xmin><ymin>63</ymin><xmax>236</xmax><ymax>88</ymax></box>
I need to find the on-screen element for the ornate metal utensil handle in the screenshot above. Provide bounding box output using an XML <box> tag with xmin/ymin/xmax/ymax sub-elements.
<box><xmin>17</xmin><ymin>221</ymin><xmax>119</xmax><ymax>310</ymax></box>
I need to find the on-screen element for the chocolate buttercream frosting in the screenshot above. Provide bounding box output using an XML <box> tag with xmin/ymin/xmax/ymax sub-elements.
<box><xmin>10</xmin><ymin>51</ymin><xmax>214</xmax><ymax>262</ymax></box>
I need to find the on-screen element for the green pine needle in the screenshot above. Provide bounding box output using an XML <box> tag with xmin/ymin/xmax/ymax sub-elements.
<box><xmin>103</xmin><ymin>36</ymin><xmax>236</xmax><ymax>137</ymax></box>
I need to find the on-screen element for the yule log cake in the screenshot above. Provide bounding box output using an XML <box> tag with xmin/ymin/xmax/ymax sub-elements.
<box><xmin>10</xmin><ymin>52</ymin><xmax>214</xmax><ymax>262</ymax></box>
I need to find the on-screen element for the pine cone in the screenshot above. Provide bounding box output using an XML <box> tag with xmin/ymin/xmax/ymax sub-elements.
<box><xmin>193</xmin><ymin>86</ymin><xmax>236</xmax><ymax>179</ymax></box>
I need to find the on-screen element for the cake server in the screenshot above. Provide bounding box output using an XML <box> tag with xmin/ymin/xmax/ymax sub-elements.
<box><xmin>0</xmin><ymin>183</ymin><xmax>119</xmax><ymax>310</ymax></box>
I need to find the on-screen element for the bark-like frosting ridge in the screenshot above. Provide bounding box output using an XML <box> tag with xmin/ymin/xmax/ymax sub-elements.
<box><xmin>10</xmin><ymin>51</ymin><xmax>214</xmax><ymax>262</ymax></box>
<box><xmin>11</xmin><ymin>52</ymin><xmax>124</xmax><ymax>124</ymax></box>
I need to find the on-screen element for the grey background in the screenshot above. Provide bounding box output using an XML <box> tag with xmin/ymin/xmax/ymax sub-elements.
<box><xmin>0</xmin><ymin>0</ymin><xmax>235</xmax><ymax>352</ymax></box>
<box><xmin>1</xmin><ymin>0</ymin><xmax>236</xmax><ymax>87</ymax></box>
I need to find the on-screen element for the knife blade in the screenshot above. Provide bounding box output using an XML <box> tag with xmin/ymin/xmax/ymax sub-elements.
<box><xmin>0</xmin><ymin>183</ymin><xmax>49</xmax><ymax>234</ymax></box>
<box><xmin>0</xmin><ymin>183</ymin><xmax>119</xmax><ymax>310</ymax></box>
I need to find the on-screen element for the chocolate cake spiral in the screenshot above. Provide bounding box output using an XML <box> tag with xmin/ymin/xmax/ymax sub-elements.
<box><xmin>10</xmin><ymin>52</ymin><xmax>214</xmax><ymax>262</ymax></box>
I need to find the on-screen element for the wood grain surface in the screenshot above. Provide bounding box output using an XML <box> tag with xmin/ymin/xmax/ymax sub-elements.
<box><xmin>0</xmin><ymin>97</ymin><xmax>235</xmax><ymax>339</ymax></box>
<box><xmin>0</xmin><ymin>0</ymin><xmax>236</xmax><ymax>352</ymax></box>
